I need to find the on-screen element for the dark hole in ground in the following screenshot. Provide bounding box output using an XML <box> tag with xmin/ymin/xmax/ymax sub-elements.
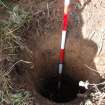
<box><xmin>36</xmin><ymin>72</ymin><xmax>86</xmax><ymax>103</ymax></box>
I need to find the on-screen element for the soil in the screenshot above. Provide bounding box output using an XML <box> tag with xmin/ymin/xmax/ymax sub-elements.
<box><xmin>1</xmin><ymin>0</ymin><xmax>105</xmax><ymax>105</ymax></box>
<box><xmin>17</xmin><ymin>0</ymin><xmax>101</xmax><ymax>82</ymax></box>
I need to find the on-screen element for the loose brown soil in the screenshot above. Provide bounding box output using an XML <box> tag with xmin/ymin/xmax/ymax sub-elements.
<box><xmin>1</xmin><ymin>0</ymin><xmax>105</xmax><ymax>105</ymax></box>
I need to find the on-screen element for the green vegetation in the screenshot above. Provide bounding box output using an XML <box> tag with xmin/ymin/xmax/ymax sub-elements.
<box><xmin>0</xmin><ymin>89</ymin><xmax>32</xmax><ymax>105</ymax></box>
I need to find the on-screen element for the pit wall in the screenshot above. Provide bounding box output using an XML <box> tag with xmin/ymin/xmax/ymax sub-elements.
<box><xmin>32</xmin><ymin>33</ymin><xmax>100</xmax><ymax>85</ymax></box>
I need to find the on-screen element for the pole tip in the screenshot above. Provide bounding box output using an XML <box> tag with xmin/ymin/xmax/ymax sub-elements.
<box><xmin>65</xmin><ymin>0</ymin><xmax>70</xmax><ymax>6</ymax></box>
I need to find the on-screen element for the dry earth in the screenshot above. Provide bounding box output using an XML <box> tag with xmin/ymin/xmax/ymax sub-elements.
<box><xmin>1</xmin><ymin>0</ymin><xmax>105</xmax><ymax>105</ymax></box>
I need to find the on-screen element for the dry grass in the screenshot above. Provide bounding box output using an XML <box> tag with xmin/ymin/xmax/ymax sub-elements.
<box><xmin>0</xmin><ymin>0</ymin><xmax>105</xmax><ymax>105</ymax></box>
<box><xmin>0</xmin><ymin>1</ymin><xmax>34</xmax><ymax>105</ymax></box>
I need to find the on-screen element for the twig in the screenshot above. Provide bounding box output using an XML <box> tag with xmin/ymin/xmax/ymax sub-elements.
<box><xmin>47</xmin><ymin>3</ymin><xmax>50</xmax><ymax>18</ymax></box>
<box><xmin>33</xmin><ymin>0</ymin><xmax>56</xmax><ymax>16</ymax></box>
<box><xmin>90</xmin><ymin>81</ymin><xmax>105</xmax><ymax>86</ymax></box>
<box><xmin>98</xmin><ymin>93</ymin><xmax>105</xmax><ymax>105</ymax></box>
<box><xmin>89</xmin><ymin>31</ymin><xmax>95</xmax><ymax>40</ymax></box>
<box><xmin>6</xmin><ymin>26</ymin><xmax>22</xmax><ymax>35</ymax></box>
<box><xmin>97</xmin><ymin>31</ymin><xmax>104</xmax><ymax>55</ymax></box>
<box><xmin>84</xmin><ymin>64</ymin><xmax>100</xmax><ymax>74</ymax></box>
<box><xmin>5</xmin><ymin>60</ymin><xmax>32</xmax><ymax>75</ymax></box>
<box><xmin>0</xmin><ymin>0</ymin><xmax>8</xmax><ymax>9</ymax></box>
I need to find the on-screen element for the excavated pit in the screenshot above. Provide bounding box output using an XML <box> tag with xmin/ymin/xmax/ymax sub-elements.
<box><xmin>15</xmin><ymin>1</ymin><xmax>101</xmax><ymax>104</ymax></box>
<box><xmin>1</xmin><ymin>0</ymin><xmax>105</xmax><ymax>104</ymax></box>
<box><xmin>27</xmin><ymin>36</ymin><xmax>101</xmax><ymax>104</ymax></box>
<box><xmin>35</xmin><ymin>70</ymin><xmax>86</xmax><ymax>103</ymax></box>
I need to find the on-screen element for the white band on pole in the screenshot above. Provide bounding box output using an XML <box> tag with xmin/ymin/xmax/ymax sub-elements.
<box><xmin>65</xmin><ymin>0</ymin><xmax>70</xmax><ymax>6</ymax></box>
<box><xmin>61</xmin><ymin>30</ymin><xmax>67</xmax><ymax>49</ymax></box>
<box><xmin>59</xmin><ymin>64</ymin><xmax>63</xmax><ymax>74</ymax></box>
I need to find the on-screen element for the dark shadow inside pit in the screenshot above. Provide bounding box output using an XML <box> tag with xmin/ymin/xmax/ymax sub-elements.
<box><xmin>36</xmin><ymin>71</ymin><xmax>86</xmax><ymax>103</ymax></box>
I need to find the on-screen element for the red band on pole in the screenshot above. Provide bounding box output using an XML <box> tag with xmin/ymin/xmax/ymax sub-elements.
<box><xmin>63</xmin><ymin>14</ymin><xmax>68</xmax><ymax>31</ymax></box>
<box><xmin>60</xmin><ymin>49</ymin><xmax>64</xmax><ymax>64</ymax></box>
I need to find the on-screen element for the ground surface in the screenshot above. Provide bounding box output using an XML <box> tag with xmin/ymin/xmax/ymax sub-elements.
<box><xmin>1</xmin><ymin>0</ymin><xmax>105</xmax><ymax>105</ymax></box>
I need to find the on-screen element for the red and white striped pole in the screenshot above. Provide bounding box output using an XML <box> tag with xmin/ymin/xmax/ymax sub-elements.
<box><xmin>59</xmin><ymin>0</ymin><xmax>70</xmax><ymax>74</ymax></box>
